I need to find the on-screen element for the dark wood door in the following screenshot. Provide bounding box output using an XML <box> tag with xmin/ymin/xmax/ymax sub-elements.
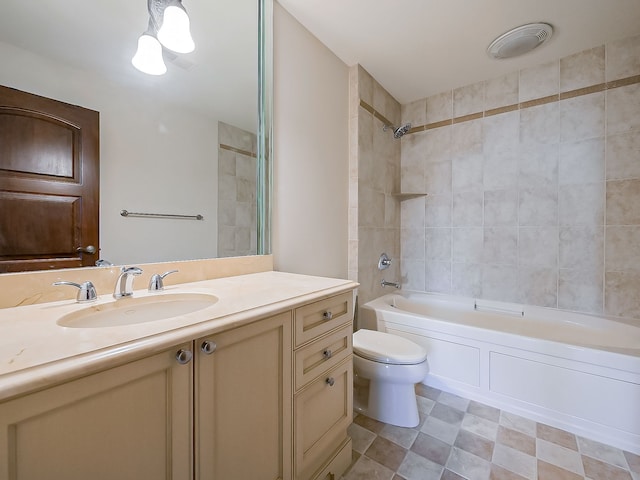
<box><xmin>0</xmin><ymin>85</ymin><xmax>99</xmax><ymax>272</ymax></box>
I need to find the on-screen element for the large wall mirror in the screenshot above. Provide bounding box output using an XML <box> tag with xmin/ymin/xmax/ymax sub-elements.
<box><xmin>0</xmin><ymin>0</ymin><xmax>272</xmax><ymax>270</ymax></box>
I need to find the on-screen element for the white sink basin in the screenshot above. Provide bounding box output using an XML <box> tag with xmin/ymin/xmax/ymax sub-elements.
<box><xmin>57</xmin><ymin>293</ymin><xmax>218</xmax><ymax>328</ymax></box>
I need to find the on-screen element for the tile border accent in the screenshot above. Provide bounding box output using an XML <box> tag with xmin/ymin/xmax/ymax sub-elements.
<box><xmin>359</xmin><ymin>99</ymin><xmax>394</xmax><ymax>128</ymax></box>
<box><xmin>404</xmin><ymin>74</ymin><xmax>640</xmax><ymax>134</ymax></box>
<box><xmin>219</xmin><ymin>144</ymin><xmax>256</xmax><ymax>158</ymax></box>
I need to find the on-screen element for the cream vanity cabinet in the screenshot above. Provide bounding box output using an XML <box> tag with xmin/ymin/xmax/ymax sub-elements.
<box><xmin>0</xmin><ymin>342</ymin><xmax>194</xmax><ymax>479</ymax></box>
<box><xmin>0</xmin><ymin>289</ymin><xmax>355</xmax><ymax>480</ymax></box>
<box><xmin>293</xmin><ymin>292</ymin><xmax>354</xmax><ymax>480</ymax></box>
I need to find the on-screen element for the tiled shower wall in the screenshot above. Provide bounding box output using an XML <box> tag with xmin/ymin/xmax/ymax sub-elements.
<box><xmin>217</xmin><ymin>122</ymin><xmax>258</xmax><ymax>258</ymax></box>
<box><xmin>399</xmin><ymin>34</ymin><xmax>640</xmax><ymax>321</ymax></box>
<box><xmin>349</xmin><ymin>66</ymin><xmax>402</xmax><ymax>305</ymax></box>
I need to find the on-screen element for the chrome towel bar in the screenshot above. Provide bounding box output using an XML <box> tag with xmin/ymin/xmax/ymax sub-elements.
<box><xmin>120</xmin><ymin>209</ymin><xmax>204</xmax><ymax>220</ymax></box>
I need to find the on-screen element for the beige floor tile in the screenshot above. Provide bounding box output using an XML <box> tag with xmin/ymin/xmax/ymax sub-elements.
<box><xmin>468</xmin><ymin>400</ymin><xmax>501</xmax><ymax>422</ymax></box>
<box><xmin>397</xmin><ymin>451</ymin><xmax>445</xmax><ymax>480</ymax></box>
<box><xmin>343</xmin><ymin>454</ymin><xmax>395</xmax><ymax>480</ymax></box>
<box><xmin>582</xmin><ymin>455</ymin><xmax>633</xmax><ymax>480</ymax></box>
<box><xmin>536</xmin><ymin>423</ymin><xmax>578</xmax><ymax>451</ymax></box>
<box><xmin>537</xmin><ymin>459</ymin><xmax>584</xmax><ymax>480</ymax></box>
<box><xmin>624</xmin><ymin>451</ymin><xmax>640</xmax><ymax>473</ymax></box>
<box><xmin>380</xmin><ymin>423</ymin><xmax>419</xmax><ymax>449</ymax></box>
<box><xmin>348</xmin><ymin>422</ymin><xmax>377</xmax><ymax>453</ymax></box>
<box><xmin>492</xmin><ymin>444</ymin><xmax>537</xmax><ymax>480</ymax></box>
<box><xmin>447</xmin><ymin>446</ymin><xmax>492</xmax><ymax>480</ymax></box>
<box><xmin>497</xmin><ymin>426</ymin><xmax>536</xmax><ymax>456</ymax></box>
<box><xmin>455</xmin><ymin>428</ymin><xmax>495</xmax><ymax>461</ymax></box>
<box><xmin>365</xmin><ymin>436</ymin><xmax>408</xmax><ymax>472</ymax></box>
<box><xmin>490</xmin><ymin>463</ymin><xmax>529</xmax><ymax>480</ymax></box>
<box><xmin>420</xmin><ymin>416</ymin><xmax>460</xmax><ymax>445</ymax></box>
<box><xmin>500</xmin><ymin>411</ymin><xmax>537</xmax><ymax>437</ymax></box>
<box><xmin>462</xmin><ymin>413</ymin><xmax>500</xmax><ymax>441</ymax></box>
<box><xmin>438</xmin><ymin>391</ymin><xmax>471</xmax><ymax>412</ymax></box>
<box><xmin>578</xmin><ymin>436</ymin><xmax>629</xmax><ymax>469</ymax></box>
<box><xmin>411</xmin><ymin>432</ymin><xmax>452</xmax><ymax>466</ymax></box>
<box><xmin>537</xmin><ymin>439</ymin><xmax>585</xmax><ymax>476</ymax></box>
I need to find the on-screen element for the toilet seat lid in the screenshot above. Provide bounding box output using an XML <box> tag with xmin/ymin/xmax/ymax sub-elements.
<box><xmin>353</xmin><ymin>329</ymin><xmax>427</xmax><ymax>365</ymax></box>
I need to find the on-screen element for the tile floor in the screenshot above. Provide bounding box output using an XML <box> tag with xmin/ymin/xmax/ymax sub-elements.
<box><xmin>343</xmin><ymin>384</ymin><xmax>640</xmax><ymax>480</ymax></box>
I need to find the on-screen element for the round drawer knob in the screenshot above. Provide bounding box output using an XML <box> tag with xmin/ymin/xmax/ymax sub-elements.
<box><xmin>326</xmin><ymin>377</ymin><xmax>335</xmax><ymax>387</ymax></box>
<box><xmin>323</xmin><ymin>349</ymin><xmax>332</xmax><ymax>359</ymax></box>
<box><xmin>323</xmin><ymin>311</ymin><xmax>333</xmax><ymax>320</ymax></box>
<box><xmin>175</xmin><ymin>349</ymin><xmax>193</xmax><ymax>365</ymax></box>
<box><xmin>201</xmin><ymin>341</ymin><xmax>217</xmax><ymax>355</ymax></box>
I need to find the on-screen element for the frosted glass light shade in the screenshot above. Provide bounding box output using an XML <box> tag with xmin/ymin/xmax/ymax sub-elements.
<box><xmin>157</xmin><ymin>5</ymin><xmax>195</xmax><ymax>53</ymax></box>
<box><xmin>132</xmin><ymin>33</ymin><xmax>167</xmax><ymax>75</ymax></box>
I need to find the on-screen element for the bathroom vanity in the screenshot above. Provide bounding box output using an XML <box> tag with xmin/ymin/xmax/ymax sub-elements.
<box><xmin>0</xmin><ymin>270</ymin><xmax>356</xmax><ymax>480</ymax></box>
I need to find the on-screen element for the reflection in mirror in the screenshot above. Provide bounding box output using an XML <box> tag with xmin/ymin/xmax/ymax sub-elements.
<box><xmin>0</xmin><ymin>0</ymin><xmax>271</xmax><ymax>270</ymax></box>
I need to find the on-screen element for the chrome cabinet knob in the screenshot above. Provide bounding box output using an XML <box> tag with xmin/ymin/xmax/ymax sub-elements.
<box><xmin>76</xmin><ymin>245</ymin><xmax>96</xmax><ymax>254</ymax></box>
<box><xmin>201</xmin><ymin>341</ymin><xmax>217</xmax><ymax>355</ymax></box>
<box><xmin>323</xmin><ymin>311</ymin><xmax>333</xmax><ymax>321</ymax></box>
<box><xmin>326</xmin><ymin>377</ymin><xmax>335</xmax><ymax>387</ymax></box>
<box><xmin>175</xmin><ymin>349</ymin><xmax>193</xmax><ymax>365</ymax></box>
<box><xmin>323</xmin><ymin>349</ymin><xmax>332</xmax><ymax>359</ymax></box>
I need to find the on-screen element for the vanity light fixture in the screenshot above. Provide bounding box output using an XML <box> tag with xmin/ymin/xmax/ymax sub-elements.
<box><xmin>132</xmin><ymin>0</ymin><xmax>195</xmax><ymax>75</ymax></box>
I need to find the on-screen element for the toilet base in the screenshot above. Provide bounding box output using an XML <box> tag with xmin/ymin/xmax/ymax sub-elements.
<box><xmin>354</xmin><ymin>378</ymin><xmax>420</xmax><ymax>428</ymax></box>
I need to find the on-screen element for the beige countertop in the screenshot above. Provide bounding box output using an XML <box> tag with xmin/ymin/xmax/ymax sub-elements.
<box><xmin>0</xmin><ymin>271</ymin><xmax>357</xmax><ymax>401</ymax></box>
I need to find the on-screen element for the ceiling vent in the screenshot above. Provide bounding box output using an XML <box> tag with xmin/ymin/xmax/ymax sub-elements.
<box><xmin>487</xmin><ymin>23</ymin><xmax>553</xmax><ymax>59</ymax></box>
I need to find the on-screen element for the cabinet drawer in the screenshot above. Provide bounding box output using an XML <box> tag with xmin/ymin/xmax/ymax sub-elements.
<box><xmin>294</xmin><ymin>359</ymin><xmax>353</xmax><ymax>480</ymax></box>
<box><xmin>295</xmin><ymin>324</ymin><xmax>352</xmax><ymax>391</ymax></box>
<box><xmin>295</xmin><ymin>292</ymin><xmax>353</xmax><ymax>347</ymax></box>
<box><xmin>311</xmin><ymin>437</ymin><xmax>353</xmax><ymax>480</ymax></box>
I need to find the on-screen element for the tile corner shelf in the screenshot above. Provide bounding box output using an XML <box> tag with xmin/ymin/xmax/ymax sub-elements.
<box><xmin>391</xmin><ymin>192</ymin><xmax>428</xmax><ymax>200</ymax></box>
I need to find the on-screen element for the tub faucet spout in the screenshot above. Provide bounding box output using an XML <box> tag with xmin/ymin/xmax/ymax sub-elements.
<box><xmin>113</xmin><ymin>266</ymin><xmax>143</xmax><ymax>299</ymax></box>
<box><xmin>381</xmin><ymin>279</ymin><xmax>400</xmax><ymax>289</ymax></box>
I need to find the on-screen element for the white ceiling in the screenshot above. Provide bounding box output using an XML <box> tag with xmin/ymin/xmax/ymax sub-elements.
<box><xmin>277</xmin><ymin>0</ymin><xmax>640</xmax><ymax>105</ymax></box>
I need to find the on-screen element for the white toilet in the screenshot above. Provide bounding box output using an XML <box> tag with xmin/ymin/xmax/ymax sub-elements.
<box><xmin>353</xmin><ymin>329</ymin><xmax>429</xmax><ymax>428</ymax></box>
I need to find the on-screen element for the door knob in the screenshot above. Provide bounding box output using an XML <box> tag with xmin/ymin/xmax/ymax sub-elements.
<box><xmin>76</xmin><ymin>245</ymin><xmax>96</xmax><ymax>254</ymax></box>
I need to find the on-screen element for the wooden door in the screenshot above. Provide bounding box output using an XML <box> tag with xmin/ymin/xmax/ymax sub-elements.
<box><xmin>0</xmin><ymin>344</ymin><xmax>193</xmax><ymax>480</ymax></box>
<box><xmin>195</xmin><ymin>313</ymin><xmax>292</xmax><ymax>480</ymax></box>
<box><xmin>0</xmin><ymin>85</ymin><xmax>99</xmax><ymax>272</ymax></box>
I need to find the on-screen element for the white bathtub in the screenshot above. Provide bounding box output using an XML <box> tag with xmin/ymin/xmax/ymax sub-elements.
<box><xmin>360</xmin><ymin>292</ymin><xmax>640</xmax><ymax>454</ymax></box>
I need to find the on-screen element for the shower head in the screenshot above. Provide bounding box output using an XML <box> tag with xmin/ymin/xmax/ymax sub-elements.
<box><xmin>383</xmin><ymin>123</ymin><xmax>412</xmax><ymax>139</ymax></box>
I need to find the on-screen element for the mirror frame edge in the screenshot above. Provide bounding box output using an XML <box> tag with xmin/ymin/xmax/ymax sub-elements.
<box><xmin>257</xmin><ymin>0</ymin><xmax>273</xmax><ymax>255</ymax></box>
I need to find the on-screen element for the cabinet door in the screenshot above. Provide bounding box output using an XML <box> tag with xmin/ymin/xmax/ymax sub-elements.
<box><xmin>196</xmin><ymin>312</ymin><xmax>292</xmax><ymax>480</ymax></box>
<box><xmin>0</xmin><ymin>343</ymin><xmax>193</xmax><ymax>480</ymax></box>
<box><xmin>295</xmin><ymin>359</ymin><xmax>353</xmax><ymax>480</ymax></box>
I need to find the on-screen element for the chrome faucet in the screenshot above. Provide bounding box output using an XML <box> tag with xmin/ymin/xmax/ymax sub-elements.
<box><xmin>113</xmin><ymin>266</ymin><xmax>143</xmax><ymax>299</ymax></box>
<box><xmin>381</xmin><ymin>279</ymin><xmax>400</xmax><ymax>289</ymax></box>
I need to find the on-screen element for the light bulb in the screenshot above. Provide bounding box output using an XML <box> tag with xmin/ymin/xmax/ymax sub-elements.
<box><xmin>131</xmin><ymin>33</ymin><xmax>167</xmax><ymax>75</ymax></box>
<box><xmin>157</xmin><ymin>4</ymin><xmax>195</xmax><ymax>54</ymax></box>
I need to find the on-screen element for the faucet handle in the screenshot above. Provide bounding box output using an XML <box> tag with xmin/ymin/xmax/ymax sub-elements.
<box><xmin>148</xmin><ymin>270</ymin><xmax>179</xmax><ymax>291</ymax></box>
<box><xmin>53</xmin><ymin>281</ymin><xmax>98</xmax><ymax>303</ymax></box>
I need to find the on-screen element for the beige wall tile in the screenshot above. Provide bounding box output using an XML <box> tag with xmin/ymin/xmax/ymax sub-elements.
<box><xmin>606</xmin><ymin>179</ymin><xmax>640</xmax><ymax>225</ymax></box>
<box><xmin>453</xmin><ymin>227</ymin><xmax>484</xmax><ymax>263</ymax></box>
<box><xmin>402</xmin><ymin>260</ymin><xmax>426</xmax><ymax>291</ymax></box>
<box><xmin>425</xmin><ymin>194</ymin><xmax>452</xmax><ymax>227</ymax></box>
<box><xmin>519</xmin><ymin>60</ymin><xmax>559</xmax><ymax>103</ymax></box>
<box><xmin>427</xmin><ymin>91</ymin><xmax>453</xmax><ymax>124</ymax></box>
<box><xmin>605</xmin><ymin>270</ymin><xmax>640</xmax><ymax>318</ymax></box>
<box><xmin>452</xmin><ymin>119</ymin><xmax>482</xmax><ymax>157</ymax></box>
<box><xmin>401</xmin><ymin>228</ymin><xmax>426</xmax><ymax>261</ymax></box>
<box><xmin>559</xmin><ymin>184</ymin><xmax>604</xmax><ymax>226</ymax></box>
<box><xmin>606</xmin><ymin>34</ymin><xmax>640</xmax><ymax>82</ymax></box>
<box><xmin>483</xmin><ymin>111</ymin><xmax>520</xmax><ymax>153</ymax></box>
<box><xmin>452</xmin><ymin>191</ymin><xmax>484</xmax><ymax>227</ymax></box>
<box><xmin>518</xmin><ymin>266</ymin><xmax>558</xmax><ymax>308</ymax></box>
<box><xmin>519</xmin><ymin>186</ymin><xmax>558</xmax><ymax>226</ymax></box>
<box><xmin>558</xmin><ymin>268</ymin><xmax>603</xmax><ymax>314</ymax></box>
<box><xmin>426</xmin><ymin>228</ymin><xmax>452</xmax><ymax>262</ymax></box>
<box><xmin>483</xmin><ymin>227</ymin><xmax>517</xmax><ymax>265</ymax></box>
<box><xmin>426</xmin><ymin>261</ymin><xmax>452</xmax><ymax>293</ymax></box>
<box><xmin>425</xmin><ymin>160</ymin><xmax>452</xmax><ymax>195</ymax></box>
<box><xmin>560</xmin><ymin>46</ymin><xmax>605</xmax><ymax>92</ymax></box>
<box><xmin>520</xmin><ymin>102</ymin><xmax>560</xmax><ymax>145</ymax></box>
<box><xmin>357</xmin><ymin>65</ymin><xmax>374</xmax><ymax>105</ymax></box>
<box><xmin>607</xmin><ymin>130</ymin><xmax>640</xmax><ymax>180</ymax></box>
<box><xmin>485</xmin><ymin>72</ymin><xmax>519</xmax><ymax>111</ymax></box>
<box><xmin>560</xmin><ymin>92</ymin><xmax>605</xmax><ymax>142</ymax></box>
<box><xmin>519</xmin><ymin>144</ymin><xmax>559</xmax><ymax>188</ymax></box>
<box><xmin>454</xmin><ymin>82</ymin><xmax>484</xmax><ymax>118</ymax></box>
<box><xmin>559</xmin><ymin>226</ymin><xmax>604</xmax><ymax>272</ymax></box>
<box><xmin>607</xmin><ymin>83</ymin><xmax>640</xmax><ymax>135</ymax></box>
<box><xmin>484</xmin><ymin>189</ymin><xmax>518</xmax><ymax>226</ymax></box>
<box><xmin>558</xmin><ymin>138</ymin><xmax>605</xmax><ymax>185</ymax></box>
<box><xmin>374</xmin><ymin>80</ymin><xmax>401</xmax><ymax>127</ymax></box>
<box><xmin>484</xmin><ymin>149</ymin><xmax>519</xmax><ymax>190</ymax></box>
<box><xmin>402</xmin><ymin>99</ymin><xmax>427</xmax><ymax>127</ymax></box>
<box><xmin>453</xmin><ymin>153</ymin><xmax>484</xmax><ymax>193</ymax></box>
<box><xmin>482</xmin><ymin>265</ymin><xmax>518</xmax><ymax>303</ymax></box>
<box><xmin>518</xmin><ymin>227</ymin><xmax>559</xmax><ymax>267</ymax></box>
<box><xmin>452</xmin><ymin>262</ymin><xmax>482</xmax><ymax>297</ymax></box>
<box><xmin>605</xmin><ymin>226</ymin><xmax>640</xmax><ymax>271</ymax></box>
<box><xmin>401</xmin><ymin>197</ymin><xmax>426</xmax><ymax>229</ymax></box>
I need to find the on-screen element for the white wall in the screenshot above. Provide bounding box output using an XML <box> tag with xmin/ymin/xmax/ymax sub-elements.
<box><xmin>272</xmin><ymin>3</ymin><xmax>349</xmax><ymax>278</ymax></box>
<box><xmin>0</xmin><ymin>41</ymin><xmax>219</xmax><ymax>265</ymax></box>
